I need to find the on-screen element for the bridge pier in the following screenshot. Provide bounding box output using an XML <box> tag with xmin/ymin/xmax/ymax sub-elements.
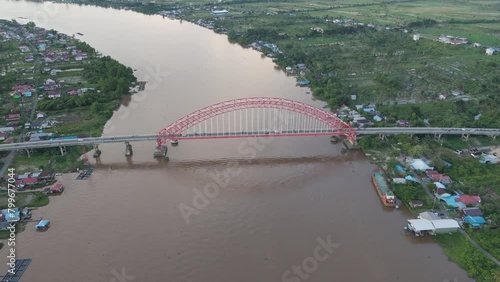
<box><xmin>153</xmin><ymin>145</ymin><xmax>168</xmax><ymax>159</ymax></box>
<box><xmin>491</xmin><ymin>135</ymin><xmax>496</xmax><ymax>140</ymax></box>
<box><xmin>125</xmin><ymin>142</ymin><xmax>133</xmax><ymax>157</ymax></box>
<box><xmin>378</xmin><ymin>134</ymin><xmax>386</xmax><ymax>141</ymax></box>
<box><xmin>343</xmin><ymin>139</ymin><xmax>359</xmax><ymax>150</ymax></box>
<box><xmin>434</xmin><ymin>134</ymin><xmax>442</xmax><ymax>142</ymax></box>
<box><xmin>93</xmin><ymin>144</ymin><xmax>101</xmax><ymax>158</ymax></box>
<box><xmin>461</xmin><ymin>134</ymin><xmax>470</xmax><ymax>141</ymax></box>
<box><xmin>59</xmin><ymin>145</ymin><xmax>67</xmax><ymax>156</ymax></box>
<box><xmin>25</xmin><ymin>148</ymin><xmax>33</xmax><ymax>158</ymax></box>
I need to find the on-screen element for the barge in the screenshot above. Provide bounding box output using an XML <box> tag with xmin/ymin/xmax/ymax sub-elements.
<box><xmin>372</xmin><ymin>170</ymin><xmax>396</xmax><ymax>207</ymax></box>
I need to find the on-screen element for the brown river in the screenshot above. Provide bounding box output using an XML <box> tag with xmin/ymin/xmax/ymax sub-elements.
<box><xmin>0</xmin><ymin>1</ymin><xmax>473</xmax><ymax>281</ymax></box>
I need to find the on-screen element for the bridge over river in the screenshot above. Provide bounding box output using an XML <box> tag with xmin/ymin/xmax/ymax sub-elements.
<box><xmin>1</xmin><ymin>98</ymin><xmax>499</xmax><ymax>158</ymax></box>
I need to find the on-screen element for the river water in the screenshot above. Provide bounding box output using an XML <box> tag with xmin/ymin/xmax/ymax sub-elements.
<box><xmin>0</xmin><ymin>1</ymin><xmax>472</xmax><ymax>281</ymax></box>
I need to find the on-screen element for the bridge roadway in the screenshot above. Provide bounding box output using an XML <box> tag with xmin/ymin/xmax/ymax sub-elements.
<box><xmin>0</xmin><ymin>127</ymin><xmax>499</xmax><ymax>151</ymax></box>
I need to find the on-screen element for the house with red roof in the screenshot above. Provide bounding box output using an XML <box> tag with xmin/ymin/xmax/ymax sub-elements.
<box><xmin>37</xmin><ymin>171</ymin><xmax>54</xmax><ymax>180</ymax></box>
<box><xmin>48</xmin><ymin>183</ymin><xmax>64</xmax><ymax>193</ymax></box>
<box><xmin>426</xmin><ymin>170</ymin><xmax>452</xmax><ymax>185</ymax></box>
<box><xmin>5</xmin><ymin>113</ymin><xmax>21</xmax><ymax>121</ymax></box>
<box><xmin>456</xmin><ymin>195</ymin><xmax>481</xmax><ymax>206</ymax></box>
<box><xmin>21</xmin><ymin>177</ymin><xmax>38</xmax><ymax>186</ymax></box>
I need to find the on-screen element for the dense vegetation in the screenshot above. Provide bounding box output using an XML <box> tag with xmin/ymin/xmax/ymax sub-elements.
<box><xmin>38</xmin><ymin>56</ymin><xmax>135</xmax><ymax>113</ymax></box>
<box><xmin>437</xmin><ymin>233</ymin><xmax>500</xmax><ymax>281</ymax></box>
<box><xmin>36</xmin><ymin>55</ymin><xmax>135</xmax><ymax>135</ymax></box>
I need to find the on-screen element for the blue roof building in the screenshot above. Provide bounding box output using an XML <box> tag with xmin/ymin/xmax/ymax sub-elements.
<box><xmin>464</xmin><ymin>215</ymin><xmax>486</xmax><ymax>227</ymax></box>
<box><xmin>405</xmin><ymin>175</ymin><xmax>418</xmax><ymax>182</ymax></box>
<box><xmin>395</xmin><ymin>165</ymin><xmax>406</xmax><ymax>172</ymax></box>
<box><xmin>4</xmin><ymin>211</ymin><xmax>20</xmax><ymax>222</ymax></box>
<box><xmin>439</xmin><ymin>194</ymin><xmax>466</xmax><ymax>208</ymax></box>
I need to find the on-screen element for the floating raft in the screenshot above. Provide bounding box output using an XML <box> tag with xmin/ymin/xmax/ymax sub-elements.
<box><xmin>1</xmin><ymin>258</ymin><xmax>32</xmax><ymax>281</ymax></box>
<box><xmin>76</xmin><ymin>168</ymin><xmax>94</xmax><ymax>180</ymax></box>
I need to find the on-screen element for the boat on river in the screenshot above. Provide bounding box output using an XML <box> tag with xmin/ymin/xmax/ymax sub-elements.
<box><xmin>372</xmin><ymin>170</ymin><xmax>396</xmax><ymax>207</ymax></box>
<box><xmin>35</xmin><ymin>220</ymin><xmax>50</xmax><ymax>231</ymax></box>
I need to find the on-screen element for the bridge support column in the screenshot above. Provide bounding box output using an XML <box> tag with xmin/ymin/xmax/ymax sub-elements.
<box><xmin>434</xmin><ymin>134</ymin><xmax>442</xmax><ymax>142</ymax></box>
<box><xmin>93</xmin><ymin>144</ymin><xmax>101</xmax><ymax>158</ymax></box>
<box><xmin>343</xmin><ymin>139</ymin><xmax>359</xmax><ymax>150</ymax></box>
<box><xmin>125</xmin><ymin>142</ymin><xmax>133</xmax><ymax>157</ymax></box>
<box><xmin>461</xmin><ymin>134</ymin><xmax>470</xmax><ymax>141</ymax></box>
<box><xmin>491</xmin><ymin>135</ymin><xmax>496</xmax><ymax>140</ymax></box>
<box><xmin>59</xmin><ymin>146</ymin><xmax>67</xmax><ymax>156</ymax></box>
<box><xmin>379</xmin><ymin>134</ymin><xmax>386</xmax><ymax>141</ymax></box>
<box><xmin>25</xmin><ymin>148</ymin><xmax>33</xmax><ymax>158</ymax></box>
<box><xmin>153</xmin><ymin>145</ymin><xmax>168</xmax><ymax>159</ymax></box>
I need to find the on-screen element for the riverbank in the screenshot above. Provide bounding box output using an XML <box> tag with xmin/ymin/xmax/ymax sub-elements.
<box><xmin>0</xmin><ymin>19</ymin><xmax>137</xmax><ymax>174</ymax></box>
<box><xmin>362</xmin><ymin>135</ymin><xmax>500</xmax><ymax>281</ymax></box>
<box><xmin>0</xmin><ymin>20</ymin><xmax>137</xmax><ymax>248</ymax></box>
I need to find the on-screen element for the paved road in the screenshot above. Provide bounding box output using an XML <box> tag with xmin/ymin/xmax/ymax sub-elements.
<box><xmin>0</xmin><ymin>127</ymin><xmax>499</xmax><ymax>151</ymax></box>
<box><xmin>412</xmin><ymin>172</ymin><xmax>500</xmax><ymax>267</ymax></box>
<box><xmin>360</xmin><ymin>127</ymin><xmax>500</xmax><ymax>136</ymax></box>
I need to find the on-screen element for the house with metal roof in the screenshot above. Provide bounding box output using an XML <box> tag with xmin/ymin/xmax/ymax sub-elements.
<box><xmin>461</xmin><ymin>207</ymin><xmax>483</xmax><ymax>217</ymax></box>
<box><xmin>464</xmin><ymin>216</ymin><xmax>486</xmax><ymax>228</ymax></box>
<box><xmin>406</xmin><ymin>219</ymin><xmax>435</xmax><ymax>236</ymax></box>
<box><xmin>418</xmin><ymin>211</ymin><xmax>440</xmax><ymax>221</ymax></box>
<box><xmin>429</xmin><ymin>219</ymin><xmax>460</xmax><ymax>234</ymax></box>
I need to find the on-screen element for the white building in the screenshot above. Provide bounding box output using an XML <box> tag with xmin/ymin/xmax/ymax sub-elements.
<box><xmin>0</xmin><ymin>127</ymin><xmax>15</xmax><ymax>133</ymax></box>
<box><xmin>407</xmin><ymin>219</ymin><xmax>435</xmax><ymax>236</ymax></box>
<box><xmin>430</xmin><ymin>219</ymin><xmax>460</xmax><ymax>234</ymax></box>
<box><xmin>406</xmin><ymin>218</ymin><xmax>460</xmax><ymax>236</ymax></box>
<box><xmin>393</xmin><ymin>178</ymin><xmax>407</xmax><ymax>184</ymax></box>
<box><xmin>413</xmin><ymin>34</ymin><xmax>420</xmax><ymax>41</ymax></box>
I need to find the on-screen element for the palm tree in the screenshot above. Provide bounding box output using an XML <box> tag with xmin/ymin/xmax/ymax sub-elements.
<box><xmin>493</xmin><ymin>269</ymin><xmax>500</xmax><ymax>282</ymax></box>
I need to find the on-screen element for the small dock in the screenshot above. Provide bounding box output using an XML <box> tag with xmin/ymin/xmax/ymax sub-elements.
<box><xmin>1</xmin><ymin>258</ymin><xmax>32</xmax><ymax>282</ymax></box>
<box><xmin>23</xmin><ymin>217</ymin><xmax>43</xmax><ymax>223</ymax></box>
<box><xmin>76</xmin><ymin>168</ymin><xmax>94</xmax><ymax>180</ymax></box>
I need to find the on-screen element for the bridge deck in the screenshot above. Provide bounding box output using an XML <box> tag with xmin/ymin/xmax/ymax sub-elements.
<box><xmin>0</xmin><ymin>128</ymin><xmax>498</xmax><ymax>151</ymax></box>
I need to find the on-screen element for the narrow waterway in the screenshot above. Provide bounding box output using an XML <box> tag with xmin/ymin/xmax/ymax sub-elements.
<box><xmin>0</xmin><ymin>1</ymin><xmax>472</xmax><ymax>281</ymax></box>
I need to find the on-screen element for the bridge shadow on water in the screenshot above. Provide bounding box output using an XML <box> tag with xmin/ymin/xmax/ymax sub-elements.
<box><xmin>92</xmin><ymin>150</ymin><xmax>367</xmax><ymax>171</ymax></box>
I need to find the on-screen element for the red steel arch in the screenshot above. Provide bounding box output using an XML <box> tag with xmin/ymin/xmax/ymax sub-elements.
<box><xmin>157</xmin><ymin>97</ymin><xmax>356</xmax><ymax>147</ymax></box>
